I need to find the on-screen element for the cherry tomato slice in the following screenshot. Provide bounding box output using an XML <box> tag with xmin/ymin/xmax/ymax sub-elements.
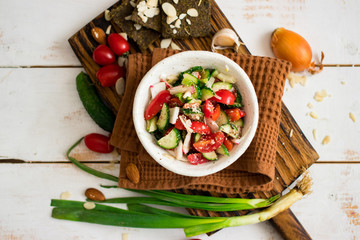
<box><xmin>174</xmin><ymin>116</ymin><xmax>186</xmax><ymax>130</ymax></box>
<box><xmin>144</xmin><ymin>90</ymin><xmax>172</xmax><ymax>120</ymax></box>
<box><xmin>84</xmin><ymin>133</ymin><xmax>114</xmax><ymax>153</ymax></box>
<box><xmin>107</xmin><ymin>33</ymin><xmax>130</xmax><ymax>56</ymax></box>
<box><xmin>211</xmin><ymin>104</ymin><xmax>221</xmax><ymax>121</ymax></box>
<box><xmin>187</xmin><ymin>153</ymin><xmax>209</xmax><ymax>165</ymax></box>
<box><xmin>203</xmin><ymin>100</ymin><xmax>214</xmax><ymax>118</ymax></box>
<box><xmin>96</xmin><ymin>64</ymin><xmax>125</xmax><ymax>87</ymax></box>
<box><xmin>210</xmin><ymin>89</ymin><xmax>236</xmax><ymax>105</ymax></box>
<box><xmin>224</xmin><ymin>108</ymin><xmax>245</xmax><ymax>122</ymax></box>
<box><xmin>92</xmin><ymin>45</ymin><xmax>115</xmax><ymax>65</ymax></box>
<box><xmin>168</xmin><ymin>97</ymin><xmax>184</xmax><ymax>108</ymax></box>
<box><xmin>193</xmin><ymin>132</ymin><xmax>225</xmax><ymax>153</ymax></box>
<box><xmin>190</xmin><ymin>121</ymin><xmax>211</xmax><ymax>135</ymax></box>
<box><xmin>223</xmin><ymin>136</ymin><xmax>234</xmax><ymax>151</ymax></box>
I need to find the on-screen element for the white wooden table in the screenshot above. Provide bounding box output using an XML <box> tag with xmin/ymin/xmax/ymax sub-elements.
<box><xmin>1</xmin><ymin>0</ymin><xmax>359</xmax><ymax>239</ymax></box>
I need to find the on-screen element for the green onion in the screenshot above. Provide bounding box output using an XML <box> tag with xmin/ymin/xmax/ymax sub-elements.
<box><xmin>88</xmin><ymin>197</ymin><xmax>181</xmax><ymax>207</ymax></box>
<box><xmin>100</xmin><ymin>185</ymin><xmax>118</xmax><ymax>189</ymax></box>
<box><xmin>66</xmin><ymin>137</ymin><xmax>118</xmax><ymax>182</ymax></box>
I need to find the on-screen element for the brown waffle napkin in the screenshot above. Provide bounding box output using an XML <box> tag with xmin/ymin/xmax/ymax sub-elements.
<box><xmin>110</xmin><ymin>48</ymin><xmax>291</xmax><ymax>194</ymax></box>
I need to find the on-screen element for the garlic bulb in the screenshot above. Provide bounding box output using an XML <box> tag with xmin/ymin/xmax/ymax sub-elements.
<box><xmin>211</xmin><ymin>28</ymin><xmax>242</xmax><ymax>52</ymax></box>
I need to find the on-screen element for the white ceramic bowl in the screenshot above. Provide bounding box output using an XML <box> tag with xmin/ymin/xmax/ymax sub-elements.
<box><xmin>133</xmin><ymin>51</ymin><xmax>258</xmax><ymax>177</ymax></box>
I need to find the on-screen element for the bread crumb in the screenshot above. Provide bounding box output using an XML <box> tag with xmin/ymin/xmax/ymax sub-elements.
<box><xmin>83</xmin><ymin>202</ymin><xmax>96</xmax><ymax>210</ymax></box>
<box><xmin>288</xmin><ymin>72</ymin><xmax>307</xmax><ymax>88</ymax></box>
<box><xmin>60</xmin><ymin>191</ymin><xmax>71</xmax><ymax>200</ymax></box>
<box><xmin>312</xmin><ymin>129</ymin><xmax>317</xmax><ymax>141</ymax></box>
<box><xmin>310</xmin><ymin>111</ymin><xmax>319</xmax><ymax>119</ymax></box>
<box><xmin>289</xmin><ymin>129</ymin><xmax>293</xmax><ymax>138</ymax></box>
<box><xmin>122</xmin><ymin>233</ymin><xmax>129</xmax><ymax>240</ymax></box>
<box><xmin>341</xmin><ymin>81</ymin><xmax>346</xmax><ymax>85</ymax></box>
<box><xmin>307</xmin><ymin>102</ymin><xmax>314</xmax><ymax>109</ymax></box>
<box><xmin>314</xmin><ymin>89</ymin><xmax>329</xmax><ymax>102</ymax></box>
<box><xmin>322</xmin><ymin>135</ymin><xmax>331</xmax><ymax>145</ymax></box>
<box><xmin>349</xmin><ymin>112</ymin><xmax>356</xmax><ymax>122</ymax></box>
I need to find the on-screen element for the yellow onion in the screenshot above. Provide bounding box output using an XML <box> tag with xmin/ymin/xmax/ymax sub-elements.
<box><xmin>271</xmin><ymin>28</ymin><xmax>312</xmax><ymax>72</ymax></box>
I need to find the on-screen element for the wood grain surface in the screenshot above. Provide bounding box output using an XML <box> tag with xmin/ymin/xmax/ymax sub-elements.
<box><xmin>68</xmin><ymin>1</ymin><xmax>319</xmax><ymax>239</ymax></box>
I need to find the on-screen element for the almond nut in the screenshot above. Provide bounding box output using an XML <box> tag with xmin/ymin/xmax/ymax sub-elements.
<box><xmin>162</xmin><ymin>3</ymin><xmax>177</xmax><ymax>17</ymax></box>
<box><xmin>174</xmin><ymin>19</ymin><xmax>181</xmax><ymax>28</ymax></box>
<box><xmin>187</xmin><ymin>8</ymin><xmax>199</xmax><ymax>17</ymax></box>
<box><xmin>126</xmin><ymin>163</ymin><xmax>140</xmax><ymax>184</ymax></box>
<box><xmin>91</xmin><ymin>27</ymin><xmax>106</xmax><ymax>45</ymax></box>
<box><xmin>166</xmin><ymin>16</ymin><xmax>178</xmax><ymax>24</ymax></box>
<box><xmin>85</xmin><ymin>188</ymin><xmax>106</xmax><ymax>201</ymax></box>
<box><xmin>160</xmin><ymin>38</ymin><xmax>172</xmax><ymax>48</ymax></box>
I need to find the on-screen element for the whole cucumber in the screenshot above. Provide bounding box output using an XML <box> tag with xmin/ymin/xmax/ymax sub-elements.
<box><xmin>76</xmin><ymin>72</ymin><xmax>115</xmax><ymax>132</ymax></box>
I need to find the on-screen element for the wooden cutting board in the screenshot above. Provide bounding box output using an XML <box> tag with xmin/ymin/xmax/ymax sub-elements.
<box><xmin>68</xmin><ymin>1</ymin><xmax>319</xmax><ymax>239</ymax></box>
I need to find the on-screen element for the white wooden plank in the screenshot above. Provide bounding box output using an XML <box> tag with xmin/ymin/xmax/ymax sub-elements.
<box><xmin>217</xmin><ymin>0</ymin><xmax>360</xmax><ymax>64</ymax></box>
<box><xmin>0</xmin><ymin>0</ymin><xmax>359</xmax><ymax>65</ymax></box>
<box><xmin>0</xmin><ymin>163</ymin><xmax>282</xmax><ymax>240</ymax></box>
<box><xmin>0</xmin><ymin>68</ymin><xmax>115</xmax><ymax>162</ymax></box>
<box><xmin>282</xmin><ymin>67</ymin><xmax>360</xmax><ymax>162</ymax></box>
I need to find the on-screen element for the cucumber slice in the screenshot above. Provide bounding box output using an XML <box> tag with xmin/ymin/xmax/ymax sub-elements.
<box><xmin>211</xmin><ymin>69</ymin><xmax>219</xmax><ymax>77</ymax></box>
<box><xmin>156</xmin><ymin>103</ymin><xmax>169</xmax><ymax>131</ymax></box>
<box><xmin>216</xmin><ymin>144</ymin><xmax>229</xmax><ymax>156</ymax></box>
<box><xmin>219</xmin><ymin>123</ymin><xmax>239</xmax><ymax>138</ymax></box>
<box><xmin>181</xmin><ymin>73</ymin><xmax>199</xmax><ymax>86</ymax></box>
<box><xmin>185</xmin><ymin>85</ymin><xmax>201</xmax><ymax>101</ymax></box>
<box><xmin>215</xmin><ymin>109</ymin><xmax>229</xmax><ymax>127</ymax></box>
<box><xmin>232</xmin><ymin>118</ymin><xmax>244</xmax><ymax>129</ymax></box>
<box><xmin>193</xmin><ymin>133</ymin><xmax>201</xmax><ymax>143</ymax></box>
<box><xmin>201</xmin><ymin>87</ymin><xmax>215</xmax><ymax>101</ymax></box>
<box><xmin>157</xmin><ymin>128</ymin><xmax>181</xmax><ymax>149</ymax></box>
<box><xmin>146</xmin><ymin>116</ymin><xmax>158</xmax><ymax>132</ymax></box>
<box><xmin>199</xmin><ymin>69</ymin><xmax>211</xmax><ymax>86</ymax></box>
<box><xmin>212</xmin><ymin>82</ymin><xmax>232</xmax><ymax>92</ymax></box>
<box><xmin>217</xmin><ymin>72</ymin><xmax>236</xmax><ymax>83</ymax></box>
<box><xmin>174</xmin><ymin>92</ymin><xmax>186</xmax><ymax>103</ymax></box>
<box><xmin>202</xmin><ymin>151</ymin><xmax>218</xmax><ymax>161</ymax></box>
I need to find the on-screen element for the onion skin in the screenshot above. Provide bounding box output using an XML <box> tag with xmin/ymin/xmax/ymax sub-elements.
<box><xmin>271</xmin><ymin>28</ymin><xmax>312</xmax><ymax>72</ymax></box>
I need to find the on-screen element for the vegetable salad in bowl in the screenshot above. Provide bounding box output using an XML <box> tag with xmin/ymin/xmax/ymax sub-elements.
<box><xmin>144</xmin><ymin>66</ymin><xmax>245</xmax><ymax>165</ymax></box>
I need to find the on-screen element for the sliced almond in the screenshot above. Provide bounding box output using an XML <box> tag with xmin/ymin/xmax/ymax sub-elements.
<box><xmin>119</xmin><ymin>32</ymin><xmax>128</xmax><ymax>41</ymax></box>
<box><xmin>309</xmin><ymin>111</ymin><xmax>319</xmax><ymax>119</ymax></box>
<box><xmin>349</xmin><ymin>112</ymin><xmax>356</xmax><ymax>122</ymax></box>
<box><xmin>173</xmin><ymin>29</ymin><xmax>177</xmax><ymax>34</ymax></box>
<box><xmin>144</xmin><ymin>7</ymin><xmax>160</xmax><ymax>18</ymax></box>
<box><xmin>187</xmin><ymin>8</ymin><xmax>199</xmax><ymax>17</ymax></box>
<box><xmin>130</xmin><ymin>0</ymin><xmax>137</xmax><ymax>7</ymax></box>
<box><xmin>115</xmin><ymin>77</ymin><xmax>125</xmax><ymax>95</ymax></box>
<box><xmin>134</xmin><ymin>23</ymin><xmax>142</xmax><ymax>30</ymax></box>
<box><xmin>162</xmin><ymin>2</ymin><xmax>177</xmax><ymax>17</ymax></box>
<box><xmin>104</xmin><ymin>10</ymin><xmax>111</xmax><ymax>21</ymax></box>
<box><xmin>60</xmin><ymin>191</ymin><xmax>71</xmax><ymax>200</ymax></box>
<box><xmin>186</xmin><ymin>18</ymin><xmax>191</xmax><ymax>25</ymax></box>
<box><xmin>312</xmin><ymin>129</ymin><xmax>317</xmax><ymax>141</ymax></box>
<box><xmin>171</xmin><ymin>42</ymin><xmax>181</xmax><ymax>50</ymax></box>
<box><xmin>174</xmin><ymin>19</ymin><xmax>181</xmax><ymax>28</ymax></box>
<box><xmin>322</xmin><ymin>135</ymin><xmax>331</xmax><ymax>145</ymax></box>
<box><xmin>126</xmin><ymin>163</ymin><xmax>140</xmax><ymax>184</ymax></box>
<box><xmin>314</xmin><ymin>89</ymin><xmax>329</xmax><ymax>102</ymax></box>
<box><xmin>122</xmin><ymin>233</ymin><xmax>129</xmax><ymax>240</ymax></box>
<box><xmin>307</xmin><ymin>102</ymin><xmax>314</xmax><ymax>109</ymax></box>
<box><xmin>138</xmin><ymin>12</ymin><xmax>148</xmax><ymax>23</ymax></box>
<box><xmin>125</xmin><ymin>15</ymin><xmax>132</xmax><ymax>20</ymax></box>
<box><xmin>160</xmin><ymin>38</ymin><xmax>172</xmax><ymax>48</ymax></box>
<box><xmin>173</xmin><ymin>0</ymin><xmax>179</xmax><ymax>4</ymax></box>
<box><xmin>169</xmin><ymin>24</ymin><xmax>175</xmax><ymax>29</ymax></box>
<box><xmin>166</xmin><ymin>16</ymin><xmax>178</xmax><ymax>24</ymax></box>
<box><xmin>105</xmin><ymin>25</ymin><xmax>112</xmax><ymax>34</ymax></box>
<box><xmin>179</xmin><ymin>13</ymin><xmax>187</xmax><ymax>19</ymax></box>
<box><xmin>146</xmin><ymin>0</ymin><xmax>158</xmax><ymax>7</ymax></box>
<box><xmin>83</xmin><ymin>202</ymin><xmax>96</xmax><ymax>210</ymax></box>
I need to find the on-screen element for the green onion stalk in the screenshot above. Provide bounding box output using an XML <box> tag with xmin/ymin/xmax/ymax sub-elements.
<box><xmin>54</xmin><ymin>136</ymin><xmax>312</xmax><ymax>237</ymax></box>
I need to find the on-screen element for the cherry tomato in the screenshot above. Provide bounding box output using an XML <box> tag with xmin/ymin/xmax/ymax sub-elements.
<box><xmin>92</xmin><ymin>45</ymin><xmax>115</xmax><ymax>65</ymax></box>
<box><xmin>211</xmin><ymin>104</ymin><xmax>221</xmax><ymax>121</ymax></box>
<box><xmin>96</xmin><ymin>64</ymin><xmax>125</xmax><ymax>87</ymax></box>
<box><xmin>224</xmin><ymin>108</ymin><xmax>245</xmax><ymax>122</ymax></box>
<box><xmin>174</xmin><ymin>117</ymin><xmax>186</xmax><ymax>130</ymax></box>
<box><xmin>203</xmin><ymin>100</ymin><xmax>214</xmax><ymax>118</ymax></box>
<box><xmin>84</xmin><ymin>133</ymin><xmax>114</xmax><ymax>153</ymax></box>
<box><xmin>223</xmin><ymin>136</ymin><xmax>234</xmax><ymax>151</ymax></box>
<box><xmin>210</xmin><ymin>89</ymin><xmax>236</xmax><ymax>105</ymax></box>
<box><xmin>193</xmin><ymin>132</ymin><xmax>225</xmax><ymax>153</ymax></box>
<box><xmin>190</xmin><ymin>121</ymin><xmax>211</xmax><ymax>135</ymax></box>
<box><xmin>144</xmin><ymin>90</ymin><xmax>172</xmax><ymax>120</ymax></box>
<box><xmin>168</xmin><ymin>97</ymin><xmax>184</xmax><ymax>108</ymax></box>
<box><xmin>107</xmin><ymin>33</ymin><xmax>130</xmax><ymax>56</ymax></box>
<box><xmin>187</xmin><ymin>153</ymin><xmax>209</xmax><ymax>165</ymax></box>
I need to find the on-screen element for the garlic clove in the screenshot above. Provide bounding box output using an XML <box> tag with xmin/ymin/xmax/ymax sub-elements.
<box><xmin>162</xmin><ymin>3</ymin><xmax>177</xmax><ymax>17</ymax></box>
<box><xmin>115</xmin><ymin>77</ymin><xmax>125</xmax><ymax>96</ymax></box>
<box><xmin>211</xmin><ymin>28</ymin><xmax>242</xmax><ymax>52</ymax></box>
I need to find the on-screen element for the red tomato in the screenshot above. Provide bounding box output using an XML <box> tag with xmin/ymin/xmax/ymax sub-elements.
<box><xmin>211</xmin><ymin>104</ymin><xmax>221</xmax><ymax>121</ymax></box>
<box><xmin>203</xmin><ymin>100</ymin><xmax>214</xmax><ymax>118</ymax></box>
<box><xmin>190</xmin><ymin>121</ymin><xmax>211</xmax><ymax>135</ymax></box>
<box><xmin>223</xmin><ymin>136</ymin><xmax>234</xmax><ymax>151</ymax></box>
<box><xmin>84</xmin><ymin>133</ymin><xmax>114</xmax><ymax>153</ymax></box>
<box><xmin>210</xmin><ymin>90</ymin><xmax>236</xmax><ymax>105</ymax></box>
<box><xmin>144</xmin><ymin>90</ymin><xmax>172</xmax><ymax>120</ymax></box>
<box><xmin>92</xmin><ymin>45</ymin><xmax>115</xmax><ymax>65</ymax></box>
<box><xmin>168</xmin><ymin>97</ymin><xmax>184</xmax><ymax>108</ymax></box>
<box><xmin>193</xmin><ymin>132</ymin><xmax>225</xmax><ymax>153</ymax></box>
<box><xmin>187</xmin><ymin>153</ymin><xmax>209</xmax><ymax>165</ymax></box>
<box><xmin>224</xmin><ymin>108</ymin><xmax>245</xmax><ymax>122</ymax></box>
<box><xmin>107</xmin><ymin>33</ymin><xmax>130</xmax><ymax>56</ymax></box>
<box><xmin>96</xmin><ymin>64</ymin><xmax>125</xmax><ymax>87</ymax></box>
<box><xmin>174</xmin><ymin>117</ymin><xmax>186</xmax><ymax>130</ymax></box>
